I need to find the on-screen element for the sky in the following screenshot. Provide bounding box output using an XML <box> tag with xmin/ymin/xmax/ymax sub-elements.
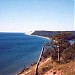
<box><xmin>0</xmin><ymin>0</ymin><xmax>74</xmax><ymax>32</ymax></box>
<box><xmin>74</xmin><ymin>0</ymin><xmax>75</xmax><ymax>30</ymax></box>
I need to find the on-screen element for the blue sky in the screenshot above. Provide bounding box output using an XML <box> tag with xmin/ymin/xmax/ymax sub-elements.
<box><xmin>0</xmin><ymin>0</ymin><xmax>74</xmax><ymax>32</ymax></box>
<box><xmin>74</xmin><ymin>0</ymin><xmax>75</xmax><ymax>30</ymax></box>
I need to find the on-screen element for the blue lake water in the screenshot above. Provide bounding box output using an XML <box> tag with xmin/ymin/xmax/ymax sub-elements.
<box><xmin>0</xmin><ymin>33</ymin><xmax>49</xmax><ymax>75</ymax></box>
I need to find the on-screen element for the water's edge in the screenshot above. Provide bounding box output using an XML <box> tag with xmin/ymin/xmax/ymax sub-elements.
<box><xmin>16</xmin><ymin>34</ymin><xmax>50</xmax><ymax>75</ymax></box>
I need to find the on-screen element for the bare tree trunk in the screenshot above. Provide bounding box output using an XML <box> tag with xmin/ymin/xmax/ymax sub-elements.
<box><xmin>58</xmin><ymin>48</ymin><xmax>60</xmax><ymax>64</ymax></box>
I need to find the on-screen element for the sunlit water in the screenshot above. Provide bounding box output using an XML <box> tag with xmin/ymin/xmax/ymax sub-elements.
<box><xmin>0</xmin><ymin>33</ymin><xmax>49</xmax><ymax>75</ymax></box>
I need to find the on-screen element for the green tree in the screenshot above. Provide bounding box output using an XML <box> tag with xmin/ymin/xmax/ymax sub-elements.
<box><xmin>62</xmin><ymin>42</ymin><xmax>75</xmax><ymax>62</ymax></box>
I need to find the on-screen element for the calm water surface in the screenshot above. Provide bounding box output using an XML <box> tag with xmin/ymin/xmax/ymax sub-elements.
<box><xmin>0</xmin><ymin>33</ymin><xmax>49</xmax><ymax>75</ymax></box>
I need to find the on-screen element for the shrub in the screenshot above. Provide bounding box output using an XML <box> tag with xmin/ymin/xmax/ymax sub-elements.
<box><xmin>62</xmin><ymin>46</ymin><xmax>75</xmax><ymax>62</ymax></box>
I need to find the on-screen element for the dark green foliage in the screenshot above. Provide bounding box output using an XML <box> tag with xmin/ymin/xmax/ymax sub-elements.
<box><xmin>50</xmin><ymin>49</ymin><xmax>58</xmax><ymax>61</ymax></box>
<box><xmin>51</xmin><ymin>32</ymin><xmax>71</xmax><ymax>40</ymax></box>
<box><xmin>62</xmin><ymin>43</ymin><xmax>75</xmax><ymax>62</ymax></box>
<box><xmin>42</xmin><ymin>48</ymin><xmax>51</xmax><ymax>58</ymax></box>
<box><xmin>43</xmin><ymin>32</ymin><xmax>75</xmax><ymax>63</ymax></box>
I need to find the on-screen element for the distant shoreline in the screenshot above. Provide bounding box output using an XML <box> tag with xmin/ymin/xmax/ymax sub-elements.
<box><xmin>32</xmin><ymin>35</ymin><xmax>50</xmax><ymax>40</ymax></box>
<box><xmin>25</xmin><ymin>33</ymin><xmax>50</xmax><ymax>40</ymax></box>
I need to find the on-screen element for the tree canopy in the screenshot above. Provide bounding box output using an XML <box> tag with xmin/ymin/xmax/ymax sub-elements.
<box><xmin>43</xmin><ymin>32</ymin><xmax>75</xmax><ymax>63</ymax></box>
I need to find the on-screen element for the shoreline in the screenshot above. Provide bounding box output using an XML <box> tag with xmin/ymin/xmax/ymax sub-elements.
<box><xmin>16</xmin><ymin>62</ymin><xmax>36</xmax><ymax>75</ymax></box>
<box><xmin>17</xmin><ymin>32</ymin><xmax>75</xmax><ymax>75</ymax></box>
<box><xmin>31</xmin><ymin>35</ymin><xmax>50</xmax><ymax>40</ymax></box>
<box><xmin>16</xmin><ymin>35</ymin><xmax>50</xmax><ymax>75</ymax></box>
<box><xmin>25</xmin><ymin>33</ymin><xmax>50</xmax><ymax>40</ymax></box>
